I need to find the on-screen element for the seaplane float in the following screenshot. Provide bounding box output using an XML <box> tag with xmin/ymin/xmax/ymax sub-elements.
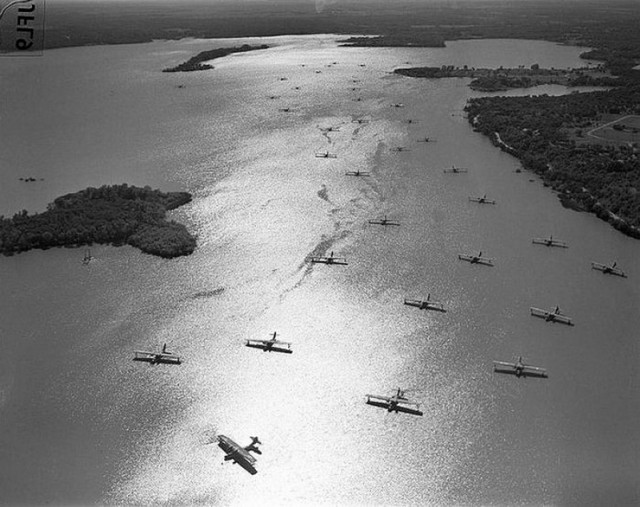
<box><xmin>469</xmin><ymin>194</ymin><xmax>496</xmax><ymax>204</ymax></box>
<box><xmin>245</xmin><ymin>331</ymin><xmax>292</xmax><ymax>354</ymax></box>
<box><xmin>133</xmin><ymin>343</ymin><xmax>181</xmax><ymax>365</ymax></box>
<box><xmin>591</xmin><ymin>261</ymin><xmax>627</xmax><ymax>277</ymax></box>
<box><xmin>365</xmin><ymin>388</ymin><xmax>423</xmax><ymax>416</ymax></box>
<box><xmin>404</xmin><ymin>294</ymin><xmax>446</xmax><ymax>312</ymax></box>
<box><xmin>493</xmin><ymin>356</ymin><xmax>548</xmax><ymax>379</ymax></box>
<box><xmin>310</xmin><ymin>251</ymin><xmax>348</xmax><ymax>265</ymax></box>
<box><xmin>458</xmin><ymin>251</ymin><xmax>494</xmax><ymax>266</ymax></box>
<box><xmin>532</xmin><ymin>235</ymin><xmax>568</xmax><ymax>248</ymax></box>
<box><xmin>368</xmin><ymin>215</ymin><xmax>400</xmax><ymax>227</ymax></box>
<box><xmin>530</xmin><ymin>305</ymin><xmax>574</xmax><ymax>326</ymax></box>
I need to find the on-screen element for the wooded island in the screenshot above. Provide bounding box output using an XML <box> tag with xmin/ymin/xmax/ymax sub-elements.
<box><xmin>0</xmin><ymin>184</ymin><xmax>197</xmax><ymax>258</ymax></box>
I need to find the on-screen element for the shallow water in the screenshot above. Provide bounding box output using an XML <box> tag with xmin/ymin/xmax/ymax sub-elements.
<box><xmin>0</xmin><ymin>36</ymin><xmax>638</xmax><ymax>506</ymax></box>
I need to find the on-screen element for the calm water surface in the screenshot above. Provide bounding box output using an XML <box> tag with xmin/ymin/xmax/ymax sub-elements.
<box><xmin>0</xmin><ymin>36</ymin><xmax>638</xmax><ymax>506</ymax></box>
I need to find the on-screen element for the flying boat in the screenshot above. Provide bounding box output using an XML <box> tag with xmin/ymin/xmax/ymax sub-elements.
<box><xmin>82</xmin><ymin>248</ymin><xmax>94</xmax><ymax>265</ymax></box>
<box><xmin>443</xmin><ymin>166</ymin><xmax>468</xmax><ymax>173</ymax></box>
<box><xmin>352</xmin><ymin>118</ymin><xmax>369</xmax><ymax>124</ymax></box>
<box><xmin>345</xmin><ymin>169</ymin><xmax>370</xmax><ymax>177</ymax></box>
<box><xmin>417</xmin><ymin>137</ymin><xmax>437</xmax><ymax>143</ymax></box>
<box><xmin>390</xmin><ymin>146</ymin><xmax>410</xmax><ymax>152</ymax></box>
<box><xmin>532</xmin><ymin>235</ymin><xmax>568</xmax><ymax>248</ymax></box>
<box><xmin>493</xmin><ymin>356</ymin><xmax>548</xmax><ymax>379</ymax></box>
<box><xmin>390</xmin><ymin>103</ymin><xmax>404</xmax><ymax>108</ymax></box>
<box><xmin>133</xmin><ymin>343</ymin><xmax>181</xmax><ymax>365</ymax></box>
<box><xmin>530</xmin><ymin>305</ymin><xmax>574</xmax><ymax>326</ymax></box>
<box><xmin>320</xmin><ymin>126</ymin><xmax>340</xmax><ymax>133</ymax></box>
<box><xmin>369</xmin><ymin>215</ymin><xmax>400</xmax><ymax>226</ymax></box>
<box><xmin>310</xmin><ymin>251</ymin><xmax>348</xmax><ymax>265</ymax></box>
<box><xmin>404</xmin><ymin>294</ymin><xmax>446</xmax><ymax>312</ymax></box>
<box><xmin>245</xmin><ymin>331</ymin><xmax>292</xmax><ymax>354</ymax></box>
<box><xmin>458</xmin><ymin>251</ymin><xmax>494</xmax><ymax>266</ymax></box>
<box><xmin>267</xmin><ymin>95</ymin><xmax>280</xmax><ymax>100</ymax></box>
<box><xmin>216</xmin><ymin>435</ymin><xmax>262</xmax><ymax>475</ymax></box>
<box><xmin>279</xmin><ymin>107</ymin><xmax>294</xmax><ymax>113</ymax></box>
<box><xmin>365</xmin><ymin>388</ymin><xmax>423</xmax><ymax>416</ymax></box>
<box><xmin>315</xmin><ymin>151</ymin><xmax>337</xmax><ymax>159</ymax></box>
<box><xmin>591</xmin><ymin>261</ymin><xmax>627</xmax><ymax>277</ymax></box>
<box><xmin>404</xmin><ymin>119</ymin><xmax>419</xmax><ymax>124</ymax></box>
<box><xmin>469</xmin><ymin>194</ymin><xmax>496</xmax><ymax>204</ymax></box>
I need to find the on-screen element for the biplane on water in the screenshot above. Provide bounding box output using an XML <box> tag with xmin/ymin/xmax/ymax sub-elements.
<box><xmin>345</xmin><ymin>169</ymin><xmax>371</xmax><ymax>177</ymax></box>
<box><xmin>245</xmin><ymin>331</ymin><xmax>292</xmax><ymax>354</ymax></box>
<box><xmin>216</xmin><ymin>435</ymin><xmax>262</xmax><ymax>475</ymax></box>
<box><xmin>404</xmin><ymin>294</ymin><xmax>446</xmax><ymax>312</ymax></box>
<box><xmin>310</xmin><ymin>251</ymin><xmax>348</xmax><ymax>265</ymax></box>
<box><xmin>443</xmin><ymin>165</ymin><xmax>468</xmax><ymax>174</ymax></box>
<box><xmin>82</xmin><ymin>248</ymin><xmax>94</xmax><ymax>265</ymax></box>
<box><xmin>493</xmin><ymin>356</ymin><xmax>548</xmax><ymax>379</ymax></box>
<box><xmin>458</xmin><ymin>251</ymin><xmax>494</xmax><ymax>266</ymax></box>
<box><xmin>133</xmin><ymin>343</ymin><xmax>181</xmax><ymax>365</ymax></box>
<box><xmin>469</xmin><ymin>194</ymin><xmax>496</xmax><ymax>204</ymax></box>
<box><xmin>368</xmin><ymin>215</ymin><xmax>400</xmax><ymax>226</ymax></box>
<box><xmin>365</xmin><ymin>388</ymin><xmax>423</xmax><ymax>416</ymax></box>
<box><xmin>532</xmin><ymin>235</ymin><xmax>568</xmax><ymax>248</ymax></box>
<box><xmin>591</xmin><ymin>261</ymin><xmax>627</xmax><ymax>277</ymax></box>
<box><xmin>530</xmin><ymin>305</ymin><xmax>574</xmax><ymax>326</ymax></box>
<box><xmin>315</xmin><ymin>151</ymin><xmax>337</xmax><ymax>159</ymax></box>
<box><xmin>390</xmin><ymin>146</ymin><xmax>410</xmax><ymax>152</ymax></box>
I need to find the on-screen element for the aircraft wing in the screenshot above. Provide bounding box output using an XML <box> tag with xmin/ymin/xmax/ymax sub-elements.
<box><xmin>157</xmin><ymin>353</ymin><xmax>181</xmax><ymax>364</ymax></box>
<box><xmin>493</xmin><ymin>361</ymin><xmax>518</xmax><ymax>374</ymax></box>
<box><xmin>521</xmin><ymin>366</ymin><xmax>548</xmax><ymax>378</ymax></box>
<box><xmin>530</xmin><ymin>307</ymin><xmax>549</xmax><ymax>317</ymax></box>
<box><xmin>395</xmin><ymin>403</ymin><xmax>424</xmax><ymax>416</ymax></box>
<box><xmin>134</xmin><ymin>350</ymin><xmax>156</xmax><ymax>357</ymax></box>
<box><xmin>245</xmin><ymin>340</ymin><xmax>292</xmax><ymax>353</ymax></box>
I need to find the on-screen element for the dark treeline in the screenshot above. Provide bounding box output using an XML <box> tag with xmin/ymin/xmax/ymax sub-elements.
<box><xmin>465</xmin><ymin>88</ymin><xmax>640</xmax><ymax>237</ymax></box>
<box><xmin>163</xmin><ymin>44</ymin><xmax>269</xmax><ymax>72</ymax></box>
<box><xmin>42</xmin><ymin>2</ymin><xmax>640</xmax><ymax>54</ymax></box>
<box><xmin>394</xmin><ymin>66</ymin><xmax>621</xmax><ymax>91</ymax></box>
<box><xmin>0</xmin><ymin>184</ymin><xmax>196</xmax><ymax>258</ymax></box>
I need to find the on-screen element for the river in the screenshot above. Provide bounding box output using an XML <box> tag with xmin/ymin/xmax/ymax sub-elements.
<box><xmin>0</xmin><ymin>36</ymin><xmax>638</xmax><ymax>506</ymax></box>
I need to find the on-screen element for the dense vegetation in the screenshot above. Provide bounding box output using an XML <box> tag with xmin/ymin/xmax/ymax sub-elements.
<box><xmin>0</xmin><ymin>185</ymin><xmax>196</xmax><ymax>258</ymax></box>
<box><xmin>163</xmin><ymin>44</ymin><xmax>269</xmax><ymax>72</ymax></box>
<box><xmin>394</xmin><ymin>66</ymin><xmax>620</xmax><ymax>91</ymax></box>
<box><xmin>465</xmin><ymin>88</ymin><xmax>640</xmax><ymax>237</ymax></box>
